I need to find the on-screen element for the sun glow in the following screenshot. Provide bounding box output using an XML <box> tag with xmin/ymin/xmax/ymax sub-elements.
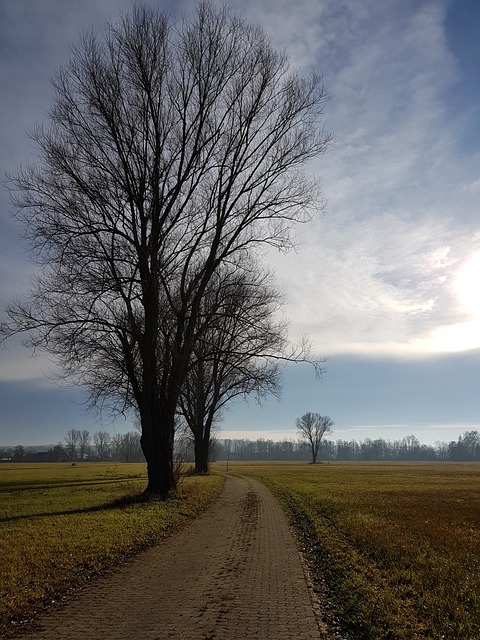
<box><xmin>410</xmin><ymin>252</ymin><xmax>480</xmax><ymax>354</ymax></box>
<box><xmin>432</xmin><ymin>251</ymin><xmax>480</xmax><ymax>352</ymax></box>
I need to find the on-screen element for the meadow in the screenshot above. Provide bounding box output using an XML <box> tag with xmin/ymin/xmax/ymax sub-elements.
<box><xmin>0</xmin><ymin>462</ymin><xmax>223</xmax><ymax>636</ymax></box>
<box><xmin>3</xmin><ymin>461</ymin><xmax>479</xmax><ymax>640</ymax></box>
<box><xmin>228</xmin><ymin>461</ymin><xmax>480</xmax><ymax>640</ymax></box>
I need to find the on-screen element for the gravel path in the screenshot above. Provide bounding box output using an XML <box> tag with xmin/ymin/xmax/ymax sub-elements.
<box><xmin>20</xmin><ymin>473</ymin><xmax>328</xmax><ymax>639</ymax></box>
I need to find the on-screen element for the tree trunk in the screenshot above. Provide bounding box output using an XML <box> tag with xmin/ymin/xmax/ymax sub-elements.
<box><xmin>142</xmin><ymin>433</ymin><xmax>176</xmax><ymax>498</ymax></box>
<box><xmin>145</xmin><ymin>453</ymin><xmax>175</xmax><ymax>498</ymax></box>
<box><xmin>141</xmin><ymin>404</ymin><xmax>177</xmax><ymax>499</ymax></box>
<box><xmin>194</xmin><ymin>437</ymin><xmax>210</xmax><ymax>474</ymax></box>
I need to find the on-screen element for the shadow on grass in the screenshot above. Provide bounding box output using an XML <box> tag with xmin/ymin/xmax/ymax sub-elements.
<box><xmin>0</xmin><ymin>476</ymin><xmax>144</xmax><ymax>493</ymax></box>
<box><xmin>0</xmin><ymin>491</ymin><xmax>152</xmax><ymax>524</ymax></box>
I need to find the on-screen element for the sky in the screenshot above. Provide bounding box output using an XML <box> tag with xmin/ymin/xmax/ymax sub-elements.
<box><xmin>1</xmin><ymin>0</ymin><xmax>480</xmax><ymax>447</ymax></box>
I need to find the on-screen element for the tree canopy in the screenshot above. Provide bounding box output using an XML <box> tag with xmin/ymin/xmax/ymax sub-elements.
<box><xmin>296</xmin><ymin>412</ymin><xmax>333</xmax><ymax>463</ymax></box>
<box><xmin>2</xmin><ymin>2</ymin><xmax>330</xmax><ymax>497</ymax></box>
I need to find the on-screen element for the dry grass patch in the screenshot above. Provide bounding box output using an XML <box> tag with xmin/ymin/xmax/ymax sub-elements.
<box><xmin>0</xmin><ymin>463</ymin><xmax>223</xmax><ymax>636</ymax></box>
<box><xmin>226</xmin><ymin>461</ymin><xmax>480</xmax><ymax>640</ymax></box>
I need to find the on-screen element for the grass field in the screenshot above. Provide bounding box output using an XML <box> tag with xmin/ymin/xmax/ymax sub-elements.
<box><xmin>3</xmin><ymin>460</ymin><xmax>479</xmax><ymax>639</ymax></box>
<box><xmin>227</xmin><ymin>461</ymin><xmax>480</xmax><ymax>640</ymax></box>
<box><xmin>0</xmin><ymin>462</ymin><xmax>223</xmax><ymax>636</ymax></box>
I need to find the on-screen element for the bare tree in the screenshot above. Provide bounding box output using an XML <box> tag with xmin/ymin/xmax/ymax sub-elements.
<box><xmin>49</xmin><ymin>443</ymin><xmax>66</xmax><ymax>461</ymax></box>
<box><xmin>296</xmin><ymin>412</ymin><xmax>333</xmax><ymax>464</ymax></box>
<box><xmin>93</xmin><ymin>431</ymin><xmax>111</xmax><ymax>460</ymax></box>
<box><xmin>120</xmin><ymin>431</ymin><xmax>143</xmax><ymax>463</ymax></box>
<box><xmin>459</xmin><ymin>430</ymin><xmax>480</xmax><ymax>460</ymax></box>
<box><xmin>13</xmin><ymin>445</ymin><xmax>25</xmax><ymax>462</ymax></box>
<box><xmin>64</xmin><ymin>429</ymin><xmax>81</xmax><ymax>461</ymax></box>
<box><xmin>1</xmin><ymin>3</ymin><xmax>330</xmax><ymax>497</ymax></box>
<box><xmin>111</xmin><ymin>434</ymin><xmax>123</xmax><ymax>462</ymax></box>
<box><xmin>178</xmin><ymin>263</ymin><xmax>296</xmax><ymax>474</ymax></box>
<box><xmin>77</xmin><ymin>429</ymin><xmax>91</xmax><ymax>459</ymax></box>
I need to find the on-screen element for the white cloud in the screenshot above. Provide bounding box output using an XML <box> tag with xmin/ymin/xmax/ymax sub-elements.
<box><xmin>244</xmin><ymin>0</ymin><xmax>480</xmax><ymax>358</ymax></box>
<box><xmin>268</xmin><ymin>208</ymin><xmax>479</xmax><ymax>356</ymax></box>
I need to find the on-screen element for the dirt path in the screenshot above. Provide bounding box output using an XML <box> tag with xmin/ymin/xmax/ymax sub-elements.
<box><xmin>20</xmin><ymin>474</ymin><xmax>328</xmax><ymax>639</ymax></box>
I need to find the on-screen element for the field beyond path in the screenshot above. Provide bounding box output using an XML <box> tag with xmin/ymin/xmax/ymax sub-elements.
<box><xmin>20</xmin><ymin>474</ymin><xmax>324</xmax><ymax>640</ymax></box>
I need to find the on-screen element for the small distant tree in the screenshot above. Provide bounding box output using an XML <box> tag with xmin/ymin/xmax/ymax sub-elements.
<box><xmin>296</xmin><ymin>412</ymin><xmax>333</xmax><ymax>464</ymax></box>
<box><xmin>78</xmin><ymin>429</ymin><xmax>91</xmax><ymax>459</ymax></box>
<box><xmin>111</xmin><ymin>434</ymin><xmax>123</xmax><ymax>461</ymax></box>
<box><xmin>93</xmin><ymin>431</ymin><xmax>111</xmax><ymax>461</ymax></box>
<box><xmin>64</xmin><ymin>429</ymin><xmax>81</xmax><ymax>460</ymax></box>
<box><xmin>120</xmin><ymin>432</ymin><xmax>143</xmax><ymax>463</ymax></box>
<box><xmin>13</xmin><ymin>445</ymin><xmax>25</xmax><ymax>462</ymax></box>
<box><xmin>49</xmin><ymin>443</ymin><xmax>66</xmax><ymax>461</ymax></box>
<box><xmin>460</xmin><ymin>430</ymin><xmax>480</xmax><ymax>460</ymax></box>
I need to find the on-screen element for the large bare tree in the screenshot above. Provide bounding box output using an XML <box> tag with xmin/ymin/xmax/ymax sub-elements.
<box><xmin>178</xmin><ymin>263</ymin><xmax>287</xmax><ymax>474</ymax></box>
<box><xmin>2</xmin><ymin>3</ymin><xmax>330</xmax><ymax>497</ymax></box>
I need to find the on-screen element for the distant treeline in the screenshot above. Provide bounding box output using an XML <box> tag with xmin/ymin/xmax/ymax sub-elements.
<box><xmin>214</xmin><ymin>430</ymin><xmax>480</xmax><ymax>462</ymax></box>
<box><xmin>0</xmin><ymin>430</ymin><xmax>143</xmax><ymax>464</ymax></box>
<box><xmin>2</xmin><ymin>429</ymin><xmax>480</xmax><ymax>464</ymax></box>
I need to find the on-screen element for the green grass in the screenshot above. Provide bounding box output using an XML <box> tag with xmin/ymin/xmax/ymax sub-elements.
<box><xmin>225</xmin><ymin>461</ymin><xmax>480</xmax><ymax>640</ymax></box>
<box><xmin>0</xmin><ymin>462</ymin><xmax>223</xmax><ymax>635</ymax></box>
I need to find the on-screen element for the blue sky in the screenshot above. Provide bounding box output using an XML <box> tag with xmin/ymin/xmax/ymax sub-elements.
<box><xmin>1</xmin><ymin>0</ymin><xmax>480</xmax><ymax>446</ymax></box>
